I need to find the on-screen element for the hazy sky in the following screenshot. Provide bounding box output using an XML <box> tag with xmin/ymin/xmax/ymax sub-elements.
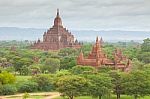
<box><xmin>0</xmin><ymin>0</ymin><xmax>150</xmax><ymax>30</ymax></box>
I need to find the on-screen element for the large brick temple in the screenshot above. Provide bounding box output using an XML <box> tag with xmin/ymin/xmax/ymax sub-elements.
<box><xmin>77</xmin><ymin>37</ymin><xmax>131</xmax><ymax>71</ymax></box>
<box><xmin>32</xmin><ymin>9</ymin><xmax>81</xmax><ymax>50</ymax></box>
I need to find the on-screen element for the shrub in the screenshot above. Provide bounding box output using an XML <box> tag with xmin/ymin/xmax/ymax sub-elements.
<box><xmin>0</xmin><ymin>71</ymin><xmax>16</xmax><ymax>85</ymax></box>
<box><xmin>22</xmin><ymin>92</ymin><xmax>30</xmax><ymax>99</ymax></box>
<box><xmin>0</xmin><ymin>84</ymin><xmax>17</xmax><ymax>95</ymax></box>
<box><xmin>18</xmin><ymin>81</ymin><xmax>38</xmax><ymax>92</ymax></box>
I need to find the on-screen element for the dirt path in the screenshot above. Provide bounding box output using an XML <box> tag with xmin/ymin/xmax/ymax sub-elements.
<box><xmin>0</xmin><ymin>96</ymin><xmax>6</xmax><ymax>99</ymax></box>
<box><xmin>0</xmin><ymin>92</ymin><xmax>60</xmax><ymax>99</ymax></box>
<box><xmin>44</xmin><ymin>93</ymin><xmax>60</xmax><ymax>99</ymax></box>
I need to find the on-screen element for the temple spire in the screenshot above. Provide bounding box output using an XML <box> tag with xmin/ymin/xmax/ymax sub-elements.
<box><xmin>37</xmin><ymin>38</ymin><xmax>40</xmax><ymax>43</ymax></box>
<box><xmin>96</xmin><ymin>36</ymin><xmax>99</xmax><ymax>43</ymax></box>
<box><xmin>54</xmin><ymin>8</ymin><xmax>62</xmax><ymax>26</ymax></box>
<box><xmin>57</xmin><ymin>8</ymin><xmax>59</xmax><ymax>17</ymax></box>
<box><xmin>79</xmin><ymin>50</ymin><xmax>84</xmax><ymax>60</ymax></box>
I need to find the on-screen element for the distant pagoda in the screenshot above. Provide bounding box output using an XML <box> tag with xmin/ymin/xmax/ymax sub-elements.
<box><xmin>77</xmin><ymin>37</ymin><xmax>131</xmax><ymax>71</ymax></box>
<box><xmin>32</xmin><ymin>9</ymin><xmax>81</xmax><ymax>50</ymax></box>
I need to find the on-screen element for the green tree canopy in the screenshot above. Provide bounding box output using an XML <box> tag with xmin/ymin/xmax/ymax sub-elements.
<box><xmin>141</xmin><ymin>38</ymin><xmax>150</xmax><ymax>52</ymax></box>
<box><xmin>43</xmin><ymin>58</ymin><xmax>60</xmax><ymax>73</ymax></box>
<box><xmin>55</xmin><ymin>75</ymin><xmax>90</xmax><ymax>99</ymax></box>
<box><xmin>60</xmin><ymin>57</ymin><xmax>76</xmax><ymax>70</ymax></box>
<box><xmin>123</xmin><ymin>70</ymin><xmax>150</xmax><ymax>99</ymax></box>
<box><xmin>31</xmin><ymin>74</ymin><xmax>55</xmax><ymax>91</ymax></box>
<box><xmin>71</xmin><ymin>65</ymin><xmax>96</xmax><ymax>75</ymax></box>
<box><xmin>109</xmin><ymin>70</ymin><xmax>125</xmax><ymax>99</ymax></box>
<box><xmin>87</xmin><ymin>73</ymin><xmax>112</xmax><ymax>99</ymax></box>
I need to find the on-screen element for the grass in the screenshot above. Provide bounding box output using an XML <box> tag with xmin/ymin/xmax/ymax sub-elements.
<box><xmin>16</xmin><ymin>75</ymin><xmax>32</xmax><ymax>82</ymax></box>
<box><xmin>54</xmin><ymin>95</ymin><xmax>150</xmax><ymax>99</ymax></box>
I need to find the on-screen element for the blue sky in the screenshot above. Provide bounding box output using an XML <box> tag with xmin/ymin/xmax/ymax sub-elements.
<box><xmin>0</xmin><ymin>0</ymin><xmax>150</xmax><ymax>31</ymax></box>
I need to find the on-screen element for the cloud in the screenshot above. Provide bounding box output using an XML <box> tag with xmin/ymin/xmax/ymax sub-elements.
<box><xmin>0</xmin><ymin>0</ymin><xmax>149</xmax><ymax>30</ymax></box>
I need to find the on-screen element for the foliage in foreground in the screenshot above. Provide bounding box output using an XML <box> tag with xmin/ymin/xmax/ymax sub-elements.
<box><xmin>55</xmin><ymin>75</ymin><xmax>90</xmax><ymax>99</ymax></box>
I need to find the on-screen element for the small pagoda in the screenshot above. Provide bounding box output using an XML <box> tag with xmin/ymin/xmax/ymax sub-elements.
<box><xmin>77</xmin><ymin>37</ymin><xmax>131</xmax><ymax>71</ymax></box>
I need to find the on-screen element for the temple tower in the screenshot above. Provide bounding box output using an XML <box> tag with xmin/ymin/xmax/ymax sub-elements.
<box><xmin>32</xmin><ymin>9</ymin><xmax>81</xmax><ymax>50</ymax></box>
<box><xmin>77</xmin><ymin>36</ymin><xmax>131</xmax><ymax>71</ymax></box>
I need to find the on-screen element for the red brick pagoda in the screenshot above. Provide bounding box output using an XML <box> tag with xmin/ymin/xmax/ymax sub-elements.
<box><xmin>77</xmin><ymin>37</ymin><xmax>131</xmax><ymax>71</ymax></box>
<box><xmin>32</xmin><ymin>9</ymin><xmax>81</xmax><ymax>50</ymax></box>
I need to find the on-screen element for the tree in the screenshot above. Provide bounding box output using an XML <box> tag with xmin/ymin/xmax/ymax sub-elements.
<box><xmin>141</xmin><ymin>38</ymin><xmax>150</xmax><ymax>52</ymax></box>
<box><xmin>44</xmin><ymin>58</ymin><xmax>60</xmax><ymax>73</ymax></box>
<box><xmin>81</xmin><ymin>43</ymin><xmax>92</xmax><ymax>57</ymax></box>
<box><xmin>13</xmin><ymin>57</ymin><xmax>33</xmax><ymax>75</ymax></box>
<box><xmin>87</xmin><ymin>73</ymin><xmax>112</xmax><ymax>99</ymax></box>
<box><xmin>103</xmin><ymin>44</ymin><xmax>115</xmax><ymax>60</ymax></box>
<box><xmin>71</xmin><ymin>65</ymin><xmax>96</xmax><ymax>75</ymax></box>
<box><xmin>0</xmin><ymin>58</ymin><xmax>10</xmax><ymax>68</ymax></box>
<box><xmin>31</xmin><ymin>74</ymin><xmax>55</xmax><ymax>91</ymax></box>
<box><xmin>98</xmin><ymin>65</ymin><xmax>113</xmax><ymax>73</ymax></box>
<box><xmin>137</xmin><ymin>38</ymin><xmax>150</xmax><ymax>63</ymax></box>
<box><xmin>55</xmin><ymin>75</ymin><xmax>90</xmax><ymax>99</ymax></box>
<box><xmin>131</xmin><ymin>58</ymin><xmax>144</xmax><ymax>71</ymax></box>
<box><xmin>123</xmin><ymin>70</ymin><xmax>150</xmax><ymax>99</ymax></box>
<box><xmin>123</xmin><ymin>47</ymin><xmax>139</xmax><ymax>59</ymax></box>
<box><xmin>4</xmin><ymin>66</ymin><xmax>15</xmax><ymax>73</ymax></box>
<box><xmin>142</xmin><ymin>64</ymin><xmax>150</xmax><ymax>74</ymax></box>
<box><xmin>30</xmin><ymin>64</ymin><xmax>41</xmax><ymax>75</ymax></box>
<box><xmin>60</xmin><ymin>57</ymin><xmax>76</xmax><ymax>70</ymax></box>
<box><xmin>58</xmin><ymin>48</ymin><xmax>79</xmax><ymax>57</ymax></box>
<box><xmin>55</xmin><ymin>70</ymin><xmax>71</xmax><ymax>77</ymax></box>
<box><xmin>20</xmin><ymin>65</ymin><xmax>31</xmax><ymax>75</ymax></box>
<box><xmin>40</xmin><ymin>65</ymin><xmax>51</xmax><ymax>74</ymax></box>
<box><xmin>137</xmin><ymin>52</ymin><xmax>150</xmax><ymax>63</ymax></box>
<box><xmin>109</xmin><ymin>71</ymin><xmax>124</xmax><ymax>99</ymax></box>
<box><xmin>18</xmin><ymin>81</ymin><xmax>38</xmax><ymax>92</ymax></box>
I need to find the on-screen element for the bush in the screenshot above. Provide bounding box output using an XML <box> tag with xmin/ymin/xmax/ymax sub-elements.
<box><xmin>0</xmin><ymin>71</ymin><xmax>16</xmax><ymax>85</ymax></box>
<box><xmin>18</xmin><ymin>81</ymin><xmax>38</xmax><ymax>92</ymax></box>
<box><xmin>0</xmin><ymin>84</ymin><xmax>17</xmax><ymax>95</ymax></box>
<box><xmin>22</xmin><ymin>92</ymin><xmax>30</xmax><ymax>99</ymax></box>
